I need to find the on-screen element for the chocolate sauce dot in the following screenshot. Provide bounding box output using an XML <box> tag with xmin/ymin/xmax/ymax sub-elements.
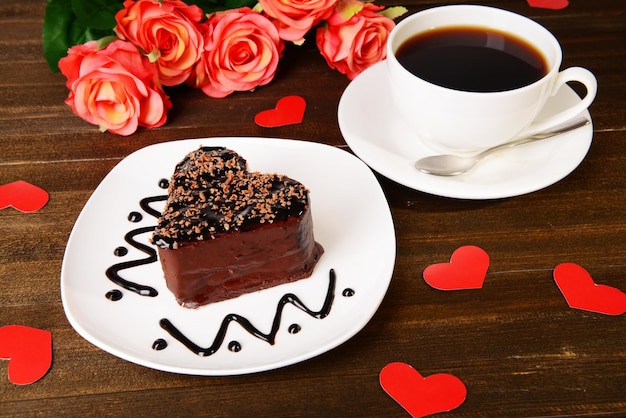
<box><xmin>128</xmin><ymin>211</ymin><xmax>143</xmax><ymax>222</ymax></box>
<box><xmin>158</xmin><ymin>178</ymin><xmax>169</xmax><ymax>189</ymax></box>
<box><xmin>228</xmin><ymin>341</ymin><xmax>242</xmax><ymax>352</ymax></box>
<box><xmin>114</xmin><ymin>246</ymin><xmax>128</xmax><ymax>257</ymax></box>
<box><xmin>342</xmin><ymin>288</ymin><xmax>355</xmax><ymax>297</ymax></box>
<box><xmin>152</xmin><ymin>339</ymin><xmax>168</xmax><ymax>351</ymax></box>
<box><xmin>105</xmin><ymin>289</ymin><xmax>123</xmax><ymax>301</ymax></box>
<box><xmin>288</xmin><ymin>323</ymin><xmax>301</xmax><ymax>334</ymax></box>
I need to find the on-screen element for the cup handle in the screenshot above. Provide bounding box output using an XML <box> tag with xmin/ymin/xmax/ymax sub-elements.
<box><xmin>525</xmin><ymin>67</ymin><xmax>597</xmax><ymax>134</ymax></box>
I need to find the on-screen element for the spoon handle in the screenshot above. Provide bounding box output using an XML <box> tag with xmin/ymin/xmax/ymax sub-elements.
<box><xmin>478</xmin><ymin>117</ymin><xmax>591</xmax><ymax>159</ymax></box>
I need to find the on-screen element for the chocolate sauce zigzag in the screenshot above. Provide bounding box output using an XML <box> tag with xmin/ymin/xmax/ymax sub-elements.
<box><xmin>105</xmin><ymin>226</ymin><xmax>159</xmax><ymax>296</ymax></box>
<box><xmin>104</xmin><ymin>194</ymin><xmax>167</xmax><ymax>297</ymax></box>
<box><xmin>159</xmin><ymin>269</ymin><xmax>336</xmax><ymax>356</ymax></box>
<box><xmin>140</xmin><ymin>194</ymin><xmax>167</xmax><ymax>218</ymax></box>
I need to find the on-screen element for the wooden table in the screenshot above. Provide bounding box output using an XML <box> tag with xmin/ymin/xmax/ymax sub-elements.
<box><xmin>1</xmin><ymin>0</ymin><xmax>624</xmax><ymax>416</ymax></box>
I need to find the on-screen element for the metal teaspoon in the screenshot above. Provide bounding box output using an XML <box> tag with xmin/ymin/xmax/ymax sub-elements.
<box><xmin>414</xmin><ymin>117</ymin><xmax>591</xmax><ymax>176</ymax></box>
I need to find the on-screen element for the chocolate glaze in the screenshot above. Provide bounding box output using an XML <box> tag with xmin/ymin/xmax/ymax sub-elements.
<box><xmin>153</xmin><ymin>147</ymin><xmax>310</xmax><ymax>249</ymax></box>
<box><xmin>157</xmin><ymin>207</ymin><xmax>323</xmax><ymax>307</ymax></box>
<box><xmin>159</xmin><ymin>269</ymin><xmax>335</xmax><ymax>356</ymax></box>
<box><xmin>152</xmin><ymin>146</ymin><xmax>324</xmax><ymax>308</ymax></box>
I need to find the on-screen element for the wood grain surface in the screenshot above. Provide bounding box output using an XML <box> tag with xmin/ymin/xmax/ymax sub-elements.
<box><xmin>1</xmin><ymin>0</ymin><xmax>624</xmax><ymax>416</ymax></box>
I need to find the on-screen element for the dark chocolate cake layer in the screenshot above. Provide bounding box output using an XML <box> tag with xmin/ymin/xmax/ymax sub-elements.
<box><xmin>152</xmin><ymin>146</ymin><xmax>324</xmax><ymax>308</ymax></box>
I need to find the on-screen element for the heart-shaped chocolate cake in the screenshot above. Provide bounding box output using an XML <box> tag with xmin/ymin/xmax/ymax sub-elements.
<box><xmin>153</xmin><ymin>146</ymin><xmax>324</xmax><ymax>308</ymax></box>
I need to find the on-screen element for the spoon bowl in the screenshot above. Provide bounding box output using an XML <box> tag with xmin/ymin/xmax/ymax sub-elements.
<box><xmin>414</xmin><ymin>118</ymin><xmax>590</xmax><ymax>176</ymax></box>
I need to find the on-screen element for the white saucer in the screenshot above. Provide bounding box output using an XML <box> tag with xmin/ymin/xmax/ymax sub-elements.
<box><xmin>338</xmin><ymin>61</ymin><xmax>594</xmax><ymax>200</ymax></box>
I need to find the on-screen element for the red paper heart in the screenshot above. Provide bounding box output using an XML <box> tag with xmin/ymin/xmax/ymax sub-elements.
<box><xmin>254</xmin><ymin>95</ymin><xmax>306</xmax><ymax>128</ymax></box>
<box><xmin>423</xmin><ymin>246</ymin><xmax>489</xmax><ymax>290</ymax></box>
<box><xmin>554</xmin><ymin>263</ymin><xmax>626</xmax><ymax>315</ymax></box>
<box><xmin>380</xmin><ymin>362</ymin><xmax>467</xmax><ymax>417</ymax></box>
<box><xmin>526</xmin><ymin>0</ymin><xmax>569</xmax><ymax>10</ymax></box>
<box><xmin>0</xmin><ymin>181</ymin><xmax>49</xmax><ymax>212</ymax></box>
<box><xmin>0</xmin><ymin>325</ymin><xmax>52</xmax><ymax>385</ymax></box>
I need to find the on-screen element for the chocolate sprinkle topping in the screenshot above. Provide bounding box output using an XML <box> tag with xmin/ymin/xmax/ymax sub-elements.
<box><xmin>152</xmin><ymin>147</ymin><xmax>309</xmax><ymax>249</ymax></box>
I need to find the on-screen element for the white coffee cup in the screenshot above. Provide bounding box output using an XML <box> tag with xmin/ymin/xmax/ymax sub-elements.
<box><xmin>386</xmin><ymin>5</ymin><xmax>597</xmax><ymax>155</ymax></box>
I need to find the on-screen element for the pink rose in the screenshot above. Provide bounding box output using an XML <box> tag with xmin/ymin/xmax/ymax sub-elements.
<box><xmin>59</xmin><ymin>39</ymin><xmax>171</xmax><ymax>136</ymax></box>
<box><xmin>114</xmin><ymin>0</ymin><xmax>204</xmax><ymax>86</ymax></box>
<box><xmin>259</xmin><ymin>0</ymin><xmax>338</xmax><ymax>42</ymax></box>
<box><xmin>316</xmin><ymin>0</ymin><xmax>396</xmax><ymax>80</ymax></box>
<box><xmin>190</xmin><ymin>8</ymin><xmax>284</xmax><ymax>98</ymax></box>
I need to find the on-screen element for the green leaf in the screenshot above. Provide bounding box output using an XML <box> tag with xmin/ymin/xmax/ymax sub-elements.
<box><xmin>96</xmin><ymin>35</ymin><xmax>120</xmax><ymax>50</ymax></box>
<box><xmin>221</xmin><ymin>0</ymin><xmax>258</xmax><ymax>10</ymax></box>
<box><xmin>379</xmin><ymin>6</ymin><xmax>408</xmax><ymax>20</ymax></box>
<box><xmin>43</xmin><ymin>0</ymin><xmax>115</xmax><ymax>71</ymax></box>
<box><xmin>42</xmin><ymin>0</ymin><xmax>264</xmax><ymax>72</ymax></box>
<box><xmin>188</xmin><ymin>0</ymin><xmax>257</xmax><ymax>13</ymax></box>
<box><xmin>71</xmin><ymin>0</ymin><xmax>123</xmax><ymax>30</ymax></box>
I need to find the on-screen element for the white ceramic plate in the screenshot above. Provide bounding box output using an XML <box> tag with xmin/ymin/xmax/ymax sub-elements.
<box><xmin>338</xmin><ymin>61</ymin><xmax>594</xmax><ymax>200</ymax></box>
<box><xmin>61</xmin><ymin>138</ymin><xmax>395</xmax><ymax>375</ymax></box>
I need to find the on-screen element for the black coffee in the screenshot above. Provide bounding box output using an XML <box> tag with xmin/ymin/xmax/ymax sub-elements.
<box><xmin>395</xmin><ymin>26</ymin><xmax>549</xmax><ymax>92</ymax></box>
